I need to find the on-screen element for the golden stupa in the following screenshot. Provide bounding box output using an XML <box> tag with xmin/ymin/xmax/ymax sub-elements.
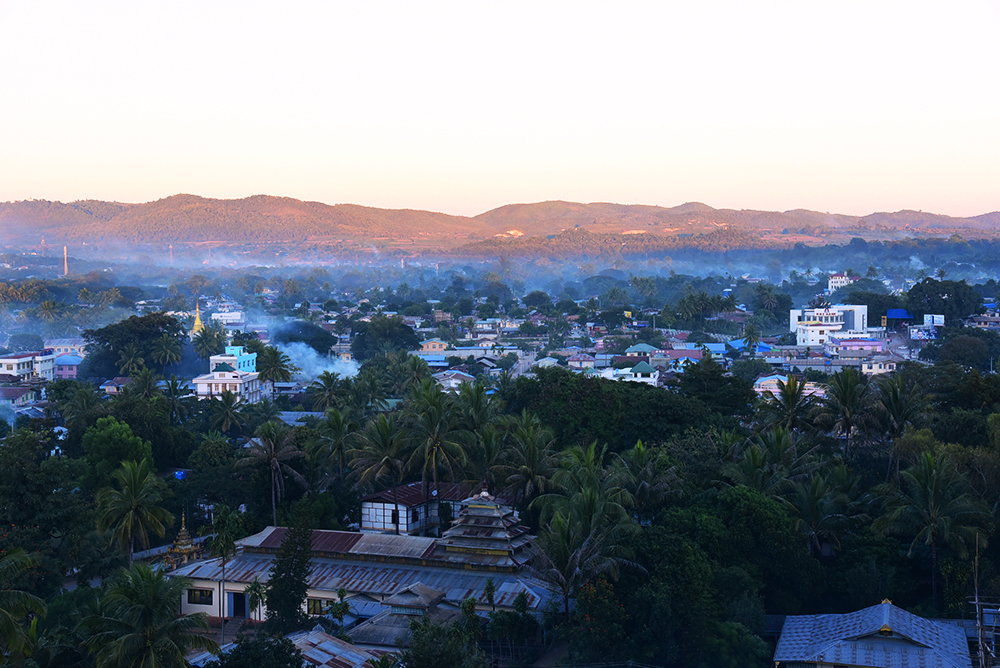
<box><xmin>192</xmin><ymin>302</ymin><xmax>205</xmax><ymax>335</ymax></box>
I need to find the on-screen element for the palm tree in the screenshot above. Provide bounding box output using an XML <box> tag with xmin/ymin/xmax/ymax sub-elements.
<box><xmin>209</xmin><ymin>390</ymin><xmax>244</xmax><ymax>434</ymax></box>
<box><xmin>242</xmin><ymin>397</ymin><xmax>281</xmax><ymax>434</ymax></box>
<box><xmin>200</xmin><ymin>505</ymin><xmax>244</xmax><ymax>644</ymax></box>
<box><xmin>815</xmin><ymin>368</ymin><xmax>874</xmax><ymax>460</ymax></box>
<box><xmin>406</xmin><ymin>381</ymin><xmax>472</xmax><ymax>533</ymax></box>
<box><xmin>62</xmin><ymin>385</ymin><xmax>104</xmax><ymax>431</ymax></box>
<box><xmin>256</xmin><ymin>346</ymin><xmax>295</xmax><ymax>383</ymax></box>
<box><xmin>237</xmin><ymin>421</ymin><xmax>307</xmax><ymax>526</ymax></box>
<box><xmin>497</xmin><ymin>411</ymin><xmax>559</xmax><ymax>509</ymax></box>
<box><xmin>117</xmin><ymin>342</ymin><xmax>145</xmax><ymax>376</ymax></box>
<box><xmin>874</xmin><ymin>452</ymin><xmax>991</xmax><ymax>609</ymax></box>
<box><xmin>129</xmin><ymin>366</ymin><xmax>163</xmax><ymax>400</ymax></box>
<box><xmin>244</xmin><ymin>578</ymin><xmax>267</xmax><ymax>629</ymax></box>
<box><xmin>877</xmin><ymin>376</ymin><xmax>926</xmax><ymax>480</ymax></box>
<box><xmin>193</xmin><ymin>329</ymin><xmax>222</xmax><ymax>360</ymax></box>
<box><xmin>96</xmin><ymin>459</ymin><xmax>174</xmax><ymax>565</ymax></box>
<box><xmin>722</xmin><ymin>427</ymin><xmax>819</xmax><ymax>498</ymax></box>
<box><xmin>163</xmin><ymin>374</ymin><xmax>193</xmax><ymax>424</ymax></box>
<box><xmin>783</xmin><ymin>472</ymin><xmax>851</xmax><ymax>557</ymax></box>
<box><xmin>350</xmin><ymin>414</ymin><xmax>408</xmax><ymax>535</ymax></box>
<box><xmin>150</xmin><ymin>333</ymin><xmax>182</xmax><ymax>373</ymax></box>
<box><xmin>757</xmin><ymin>375</ymin><xmax>816</xmax><ymax>433</ymax></box>
<box><xmin>81</xmin><ymin>564</ymin><xmax>217</xmax><ymax>667</ymax></box>
<box><xmin>0</xmin><ymin>550</ymin><xmax>46</xmax><ymax>658</ymax></box>
<box><xmin>320</xmin><ymin>407</ymin><xmax>359</xmax><ymax>483</ymax></box>
<box><xmin>611</xmin><ymin>440</ymin><xmax>678</xmax><ymax>523</ymax></box>
<box><xmin>308</xmin><ymin>371</ymin><xmax>344</xmax><ymax>412</ymax></box>
<box><xmin>742</xmin><ymin>323</ymin><xmax>762</xmax><ymax>359</ymax></box>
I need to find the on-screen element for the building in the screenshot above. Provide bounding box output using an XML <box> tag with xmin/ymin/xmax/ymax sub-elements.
<box><xmin>0</xmin><ymin>349</ymin><xmax>56</xmax><ymax>382</ymax></box>
<box><xmin>825</xmin><ymin>338</ymin><xmax>884</xmax><ymax>358</ymax></box>
<box><xmin>827</xmin><ymin>272</ymin><xmax>859</xmax><ymax>293</ymax></box>
<box><xmin>360</xmin><ymin>481</ymin><xmax>514</xmax><ymax>536</ymax></box>
<box><xmin>753</xmin><ymin>374</ymin><xmax>826</xmax><ymax>398</ymax></box>
<box><xmin>774</xmin><ymin>600</ymin><xmax>971</xmax><ymax>668</ymax></box>
<box><xmin>566</xmin><ymin>353</ymin><xmax>596</xmax><ymax>369</ymax></box>
<box><xmin>100</xmin><ymin>377</ymin><xmax>133</xmax><ymax>395</ymax></box>
<box><xmin>191</xmin><ymin>345</ymin><xmax>265</xmax><ymax>404</ymax></box>
<box><xmin>861</xmin><ymin>359</ymin><xmax>898</xmax><ymax>376</ymax></box>
<box><xmin>54</xmin><ymin>354</ymin><xmax>83</xmax><ymax>379</ymax></box>
<box><xmin>431</xmin><ymin>369</ymin><xmax>475</xmax><ymax>392</ymax></box>
<box><xmin>0</xmin><ymin>386</ymin><xmax>36</xmax><ymax>409</ymax></box>
<box><xmin>790</xmin><ymin>305</ymin><xmax>869</xmax><ymax>347</ymax></box>
<box><xmin>44</xmin><ymin>337</ymin><xmax>87</xmax><ymax>357</ymax></box>
<box><xmin>190</xmin><ymin>628</ymin><xmax>382</xmax><ymax>667</ymax></box>
<box><xmin>348</xmin><ymin>582</ymin><xmax>462</xmax><ymax>651</ymax></box>
<box><xmin>419</xmin><ymin>338</ymin><xmax>449</xmax><ymax>352</ymax></box>
<box><xmin>172</xmin><ymin>512</ymin><xmax>553</xmax><ymax>622</ymax></box>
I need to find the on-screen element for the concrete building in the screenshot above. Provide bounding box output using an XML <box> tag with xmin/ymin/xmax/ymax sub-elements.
<box><xmin>827</xmin><ymin>272</ymin><xmax>859</xmax><ymax>293</ymax></box>
<box><xmin>0</xmin><ymin>349</ymin><xmax>56</xmax><ymax>382</ymax></box>
<box><xmin>54</xmin><ymin>354</ymin><xmax>83</xmax><ymax>379</ymax></box>
<box><xmin>44</xmin><ymin>337</ymin><xmax>88</xmax><ymax>357</ymax></box>
<box><xmin>191</xmin><ymin>345</ymin><xmax>265</xmax><ymax>404</ymax></box>
<box><xmin>790</xmin><ymin>305</ymin><xmax>868</xmax><ymax>346</ymax></box>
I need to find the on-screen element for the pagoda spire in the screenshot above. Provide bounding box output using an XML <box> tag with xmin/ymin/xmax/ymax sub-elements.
<box><xmin>192</xmin><ymin>301</ymin><xmax>205</xmax><ymax>335</ymax></box>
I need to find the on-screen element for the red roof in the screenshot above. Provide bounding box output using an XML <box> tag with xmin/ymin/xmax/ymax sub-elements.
<box><xmin>256</xmin><ymin>527</ymin><xmax>364</xmax><ymax>553</ymax></box>
<box><xmin>0</xmin><ymin>387</ymin><xmax>32</xmax><ymax>399</ymax></box>
<box><xmin>362</xmin><ymin>482</ymin><xmax>473</xmax><ymax>507</ymax></box>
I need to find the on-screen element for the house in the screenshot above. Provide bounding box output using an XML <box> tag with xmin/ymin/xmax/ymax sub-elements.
<box><xmin>44</xmin><ymin>337</ymin><xmax>87</xmax><ymax>357</ymax></box>
<box><xmin>826</xmin><ymin>338</ymin><xmax>885</xmax><ymax>358</ymax></box>
<box><xmin>625</xmin><ymin>361</ymin><xmax>658</xmax><ymax>385</ymax></box>
<box><xmin>624</xmin><ymin>342</ymin><xmax>660</xmax><ymax>356</ymax></box>
<box><xmin>190</xmin><ymin>628</ymin><xmax>382</xmax><ymax>667</ymax></box>
<box><xmin>100</xmin><ymin>377</ymin><xmax>133</xmax><ymax>395</ymax></box>
<box><xmin>566</xmin><ymin>353</ymin><xmax>596</xmax><ymax>369</ymax></box>
<box><xmin>532</xmin><ymin>357</ymin><xmax>560</xmax><ymax>369</ymax></box>
<box><xmin>360</xmin><ymin>481</ymin><xmax>514</xmax><ymax>535</ymax></box>
<box><xmin>0</xmin><ymin>349</ymin><xmax>55</xmax><ymax>382</ymax></box>
<box><xmin>54</xmin><ymin>354</ymin><xmax>83</xmax><ymax>379</ymax></box>
<box><xmin>861</xmin><ymin>359</ymin><xmax>898</xmax><ymax>376</ymax></box>
<box><xmin>432</xmin><ymin>369</ymin><xmax>475</xmax><ymax>391</ymax></box>
<box><xmin>191</xmin><ymin>346</ymin><xmax>266</xmax><ymax>404</ymax></box>
<box><xmin>420</xmin><ymin>338</ymin><xmax>449</xmax><ymax>353</ymax></box>
<box><xmin>172</xmin><ymin>508</ymin><xmax>552</xmax><ymax>622</ymax></box>
<box><xmin>790</xmin><ymin>305</ymin><xmax>869</xmax><ymax>346</ymax></box>
<box><xmin>348</xmin><ymin>583</ymin><xmax>461</xmax><ymax>651</ymax></box>
<box><xmin>0</xmin><ymin>386</ymin><xmax>36</xmax><ymax>409</ymax></box>
<box><xmin>827</xmin><ymin>272</ymin><xmax>859</xmax><ymax>293</ymax></box>
<box><xmin>773</xmin><ymin>600</ymin><xmax>971</xmax><ymax>668</ymax></box>
<box><xmin>753</xmin><ymin>374</ymin><xmax>825</xmax><ymax>398</ymax></box>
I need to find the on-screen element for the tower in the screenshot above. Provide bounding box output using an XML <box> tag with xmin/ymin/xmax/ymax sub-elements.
<box><xmin>192</xmin><ymin>302</ymin><xmax>205</xmax><ymax>335</ymax></box>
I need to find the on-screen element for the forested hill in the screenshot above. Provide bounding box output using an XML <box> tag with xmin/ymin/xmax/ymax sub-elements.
<box><xmin>1</xmin><ymin>194</ymin><xmax>999</xmax><ymax>252</ymax></box>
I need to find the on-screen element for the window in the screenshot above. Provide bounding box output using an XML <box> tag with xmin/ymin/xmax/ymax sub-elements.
<box><xmin>187</xmin><ymin>589</ymin><xmax>213</xmax><ymax>605</ymax></box>
<box><xmin>307</xmin><ymin>598</ymin><xmax>332</xmax><ymax>615</ymax></box>
<box><xmin>391</xmin><ymin>509</ymin><xmax>399</xmax><ymax>526</ymax></box>
<box><xmin>411</xmin><ymin>508</ymin><xmax>420</xmax><ymax>524</ymax></box>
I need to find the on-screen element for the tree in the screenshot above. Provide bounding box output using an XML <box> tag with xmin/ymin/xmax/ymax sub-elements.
<box><xmin>264</xmin><ymin>525</ymin><xmax>313</xmax><ymax>635</ymax></box>
<box><xmin>82</xmin><ymin>564</ymin><xmax>217</xmax><ymax>667</ymax></box>
<box><xmin>193</xmin><ymin>329</ymin><xmax>224</xmax><ymax>360</ymax></box>
<box><xmin>82</xmin><ymin>312</ymin><xmax>184</xmax><ymax>380</ymax></box>
<box><xmin>237</xmin><ymin>422</ymin><xmax>307</xmax><ymax>526</ymax></box>
<box><xmin>202</xmin><ymin>634</ymin><xmax>305</xmax><ymax>668</ymax></box>
<box><xmin>129</xmin><ymin>366</ymin><xmax>163</xmax><ymax>400</ymax></box>
<box><xmin>96</xmin><ymin>459</ymin><xmax>174</xmax><ymax>565</ymax></box>
<box><xmin>350</xmin><ymin>414</ymin><xmax>408</xmax><ymax>535</ymax></box>
<box><xmin>150</xmin><ymin>332</ymin><xmax>182</xmax><ymax>373</ymax></box>
<box><xmin>201</xmin><ymin>505</ymin><xmax>245</xmax><ymax>644</ymax></box>
<box><xmin>874</xmin><ymin>452</ymin><xmax>991</xmax><ymax>609</ymax></box>
<box><xmin>82</xmin><ymin>417</ymin><xmax>153</xmax><ymax>491</ymax></box>
<box><xmin>756</xmin><ymin>375</ymin><xmax>816</xmax><ymax>434</ymax></box>
<box><xmin>0</xmin><ymin>550</ymin><xmax>46</xmax><ymax>657</ymax></box>
<box><xmin>209</xmin><ymin>390</ymin><xmax>245</xmax><ymax>434</ymax></box>
<box><xmin>497</xmin><ymin>411</ymin><xmax>558</xmax><ymax>509</ymax></box>
<box><xmin>351</xmin><ymin>315</ymin><xmax>420</xmax><ymax>361</ymax></box>
<box><xmin>396</xmin><ymin>616</ymin><xmax>485</xmax><ymax>668</ymax></box>
<box><xmin>308</xmin><ymin>371</ymin><xmax>344</xmax><ymax>412</ymax></box>
<box><xmin>117</xmin><ymin>342</ymin><xmax>146</xmax><ymax>376</ymax></box>
<box><xmin>815</xmin><ymin>368</ymin><xmax>874</xmax><ymax>460</ymax></box>
<box><xmin>244</xmin><ymin>578</ymin><xmax>267</xmax><ymax>628</ymax></box>
<box><xmin>164</xmin><ymin>373</ymin><xmax>193</xmax><ymax>424</ymax></box>
<box><xmin>320</xmin><ymin>407</ymin><xmax>359</xmax><ymax>483</ymax></box>
<box><xmin>257</xmin><ymin>346</ymin><xmax>296</xmax><ymax>383</ymax></box>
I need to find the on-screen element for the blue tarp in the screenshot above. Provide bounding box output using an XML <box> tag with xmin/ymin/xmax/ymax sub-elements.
<box><xmin>886</xmin><ymin>309</ymin><xmax>913</xmax><ymax>319</ymax></box>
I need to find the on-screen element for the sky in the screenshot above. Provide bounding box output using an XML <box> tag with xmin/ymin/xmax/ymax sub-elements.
<box><xmin>1</xmin><ymin>1</ymin><xmax>998</xmax><ymax>218</ymax></box>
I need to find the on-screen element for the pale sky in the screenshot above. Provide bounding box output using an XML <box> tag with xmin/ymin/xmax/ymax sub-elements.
<box><xmin>1</xmin><ymin>1</ymin><xmax>998</xmax><ymax>218</ymax></box>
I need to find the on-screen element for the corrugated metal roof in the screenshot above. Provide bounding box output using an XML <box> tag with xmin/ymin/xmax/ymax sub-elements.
<box><xmin>774</xmin><ymin>602</ymin><xmax>971</xmax><ymax>668</ymax></box>
<box><xmin>172</xmin><ymin>553</ymin><xmax>553</xmax><ymax>611</ymax></box>
<box><xmin>360</xmin><ymin>482</ymin><xmax>472</xmax><ymax>506</ymax></box>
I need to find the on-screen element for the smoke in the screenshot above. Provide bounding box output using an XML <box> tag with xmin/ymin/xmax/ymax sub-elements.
<box><xmin>0</xmin><ymin>405</ymin><xmax>16</xmax><ymax>429</ymax></box>
<box><xmin>909</xmin><ymin>256</ymin><xmax>926</xmax><ymax>270</ymax></box>
<box><xmin>274</xmin><ymin>341</ymin><xmax>359</xmax><ymax>381</ymax></box>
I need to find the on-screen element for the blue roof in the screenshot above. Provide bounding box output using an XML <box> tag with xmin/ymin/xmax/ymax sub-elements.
<box><xmin>728</xmin><ymin>338</ymin><xmax>772</xmax><ymax>352</ymax></box>
<box><xmin>54</xmin><ymin>354</ymin><xmax>83</xmax><ymax>365</ymax></box>
<box><xmin>774</xmin><ymin>602</ymin><xmax>970</xmax><ymax>668</ymax></box>
<box><xmin>887</xmin><ymin>309</ymin><xmax>914</xmax><ymax>319</ymax></box>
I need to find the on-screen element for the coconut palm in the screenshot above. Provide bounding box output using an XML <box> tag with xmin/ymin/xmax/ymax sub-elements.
<box><xmin>722</xmin><ymin>427</ymin><xmax>819</xmax><ymax>498</ymax></box>
<box><xmin>237</xmin><ymin>421</ymin><xmax>307</xmax><ymax>526</ymax></box>
<box><xmin>129</xmin><ymin>366</ymin><xmax>163</xmax><ymax>400</ymax></box>
<box><xmin>783</xmin><ymin>472</ymin><xmax>852</xmax><ymax>557</ymax></box>
<box><xmin>209</xmin><ymin>390</ymin><xmax>244</xmax><ymax>434</ymax></box>
<box><xmin>308</xmin><ymin>371</ymin><xmax>344</xmax><ymax>412</ymax></box>
<box><xmin>742</xmin><ymin>323</ymin><xmax>762</xmax><ymax>359</ymax></box>
<box><xmin>200</xmin><ymin>505</ymin><xmax>244</xmax><ymax>644</ymax></box>
<box><xmin>96</xmin><ymin>459</ymin><xmax>174</xmax><ymax>565</ymax></box>
<box><xmin>116</xmin><ymin>343</ymin><xmax>145</xmax><ymax>376</ymax></box>
<box><xmin>150</xmin><ymin>332</ymin><xmax>182</xmax><ymax>373</ymax></box>
<box><xmin>874</xmin><ymin>452</ymin><xmax>991</xmax><ymax>609</ymax></box>
<box><xmin>244</xmin><ymin>578</ymin><xmax>267</xmax><ymax>629</ymax></box>
<box><xmin>877</xmin><ymin>376</ymin><xmax>927</xmax><ymax>480</ymax></box>
<box><xmin>497</xmin><ymin>410</ymin><xmax>558</xmax><ymax>508</ymax></box>
<box><xmin>611</xmin><ymin>440</ymin><xmax>678</xmax><ymax>523</ymax></box>
<box><xmin>320</xmin><ymin>407</ymin><xmax>359</xmax><ymax>483</ymax></box>
<box><xmin>163</xmin><ymin>374</ymin><xmax>193</xmax><ymax>424</ymax></box>
<box><xmin>256</xmin><ymin>346</ymin><xmax>295</xmax><ymax>383</ymax></box>
<box><xmin>815</xmin><ymin>367</ymin><xmax>874</xmax><ymax>460</ymax></box>
<box><xmin>62</xmin><ymin>385</ymin><xmax>104</xmax><ymax>430</ymax></box>
<box><xmin>193</xmin><ymin>329</ymin><xmax>223</xmax><ymax>360</ymax></box>
<box><xmin>0</xmin><ymin>550</ymin><xmax>47</xmax><ymax>658</ymax></box>
<box><xmin>757</xmin><ymin>375</ymin><xmax>816</xmax><ymax>433</ymax></box>
<box><xmin>81</xmin><ymin>564</ymin><xmax>217</xmax><ymax>667</ymax></box>
<box><xmin>350</xmin><ymin>413</ymin><xmax>408</xmax><ymax>535</ymax></box>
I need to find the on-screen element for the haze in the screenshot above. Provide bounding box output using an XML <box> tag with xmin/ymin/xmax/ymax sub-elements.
<box><xmin>1</xmin><ymin>1</ymin><xmax>997</xmax><ymax>218</ymax></box>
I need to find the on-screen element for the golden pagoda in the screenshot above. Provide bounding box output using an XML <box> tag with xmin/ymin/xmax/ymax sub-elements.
<box><xmin>191</xmin><ymin>302</ymin><xmax>205</xmax><ymax>335</ymax></box>
<box><xmin>163</xmin><ymin>513</ymin><xmax>203</xmax><ymax>571</ymax></box>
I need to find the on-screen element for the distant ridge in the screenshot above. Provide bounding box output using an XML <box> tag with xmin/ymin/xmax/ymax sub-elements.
<box><xmin>1</xmin><ymin>194</ymin><xmax>998</xmax><ymax>253</ymax></box>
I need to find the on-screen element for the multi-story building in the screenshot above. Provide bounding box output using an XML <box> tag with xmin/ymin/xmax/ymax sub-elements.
<box><xmin>790</xmin><ymin>305</ymin><xmax>868</xmax><ymax>346</ymax></box>
<box><xmin>191</xmin><ymin>345</ymin><xmax>265</xmax><ymax>404</ymax></box>
<box><xmin>0</xmin><ymin>349</ymin><xmax>56</xmax><ymax>382</ymax></box>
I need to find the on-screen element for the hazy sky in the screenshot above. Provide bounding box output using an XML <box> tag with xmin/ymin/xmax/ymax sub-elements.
<box><xmin>1</xmin><ymin>1</ymin><xmax>997</xmax><ymax>217</ymax></box>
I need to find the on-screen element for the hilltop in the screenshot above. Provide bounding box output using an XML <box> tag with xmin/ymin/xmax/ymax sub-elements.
<box><xmin>1</xmin><ymin>194</ymin><xmax>998</xmax><ymax>256</ymax></box>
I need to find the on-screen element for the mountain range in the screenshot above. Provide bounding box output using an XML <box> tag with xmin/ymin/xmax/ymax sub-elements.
<box><xmin>2</xmin><ymin>194</ymin><xmax>998</xmax><ymax>256</ymax></box>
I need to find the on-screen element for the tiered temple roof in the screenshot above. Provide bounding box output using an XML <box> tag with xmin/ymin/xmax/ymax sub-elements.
<box><xmin>435</xmin><ymin>486</ymin><xmax>533</xmax><ymax>568</ymax></box>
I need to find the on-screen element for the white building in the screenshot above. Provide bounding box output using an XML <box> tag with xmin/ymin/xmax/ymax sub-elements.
<box><xmin>0</xmin><ymin>349</ymin><xmax>56</xmax><ymax>382</ymax></box>
<box><xmin>790</xmin><ymin>305</ymin><xmax>868</xmax><ymax>346</ymax></box>
<box><xmin>209</xmin><ymin>311</ymin><xmax>246</xmax><ymax>327</ymax></box>
<box><xmin>827</xmin><ymin>272</ymin><xmax>858</xmax><ymax>293</ymax></box>
<box><xmin>191</xmin><ymin>345</ymin><xmax>266</xmax><ymax>404</ymax></box>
